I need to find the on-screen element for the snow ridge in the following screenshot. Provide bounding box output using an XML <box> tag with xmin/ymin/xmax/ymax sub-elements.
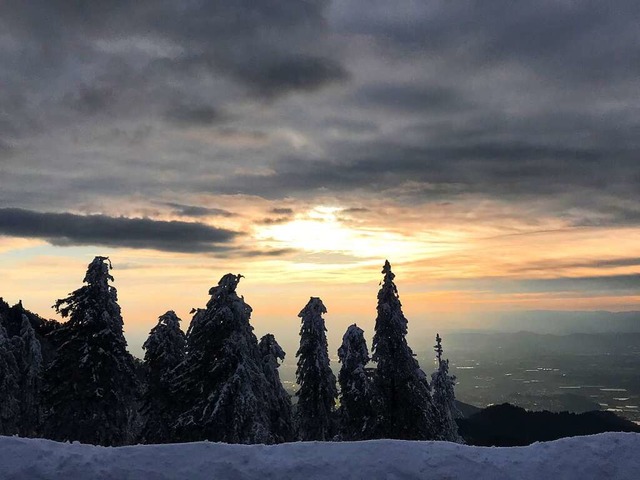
<box><xmin>0</xmin><ymin>432</ymin><xmax>638</xmax><ymax>480</ymax></box>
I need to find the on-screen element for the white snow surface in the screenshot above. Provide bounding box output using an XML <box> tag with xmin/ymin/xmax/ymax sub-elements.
<box><xmin>1</xmin><ymin>432</ymin><xmax>638</xmax><ymax>480</ymax></box>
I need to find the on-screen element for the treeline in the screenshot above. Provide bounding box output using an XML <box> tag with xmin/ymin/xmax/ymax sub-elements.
<box><xmin>0</xmin><ymin>257</ymin><xmax>460</xmax><ymax>445</ymax></box>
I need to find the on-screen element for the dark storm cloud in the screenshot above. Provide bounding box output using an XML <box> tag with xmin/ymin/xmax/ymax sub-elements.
<box><xmin>0</xmin><ymin>208</ymin><xmax>239</xmax><ymax>254</ymax></box>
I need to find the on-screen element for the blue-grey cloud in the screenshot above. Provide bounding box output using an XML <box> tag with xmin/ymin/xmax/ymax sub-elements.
<box><xmin>516</xmin><ymin>274</ymin><xmax>640</xmax><ymax>293</ymax></box>
<box><xmin>353</xmin><ymin>83</ymin><xmax>471</xmax><ymax>114</ymax></box>
<box><xmin>435</xmin><ymin>274</ymin><xmax>640</xmax><ymax>295</ymax></box>
<box><xmin>0</xmin><ymin>208</ymin><xmax>239</xmax><ymax>254</ymax></box>
<box><xmin>164</xmin><ymin>104</ymin><xmax>225</xmax><ymax>127</ymax></box>
<box><xmin>510</xmin><ymin>257</ymin><xmax>640</xmax><ymax>274</ymax></box>
<box><xmin>568</xmin><ymin>206</ymin><xmax>640</xmax><ymax>228</ymax></box>
<box><xmin>332</xmin><ymin>1</ymin><xmax>640</xmax><ymax>85</ymax></box>
<box><xmin>210</xmin><ymin>142</ymin><xmax>638</xmax><ymax>212</ymax></box>
<box><xmin>239</xmin><ymin>54</ymin><xmax>348</xmax><ymax>98</ymax></box>
<box><xmin>0</xmin><ymin>139</ymin><xmax>14</xmax><ymax>157</ymax></box>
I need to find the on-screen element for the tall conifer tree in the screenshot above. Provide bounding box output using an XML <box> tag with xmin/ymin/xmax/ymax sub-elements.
<box><xmin>172</xmin><ymin>274</ymin><xmax>283</xmax><ymax>444</ymax></box>
<box><xmin>371</xmin><ymin>260</ymin><xmax>434</xmax><ymax>440</ymax></box>
<box><xmin>0</xmin><ymin>322</ymin><xmax>20</xmax><ymax>435</ymax></box>
<box><xmin>140</xmin><ymin>310</ymin><xmax>186</xmax><ymax>444</ymax></box>
<box><xmin>16</xmin><ymin>315</ymin><xmax>43</xmax><ymax>437</ymax></box>
<box><xmin>295</xmin><ymin>297</ymin><xmax>337</xmax><ymax>441</ymax></box>
<box><xmin>258</xmin><ymin>334</ymin><xmax>294</xmax><ymax>442</ymax></box>
<box><xmin>337</xmin><ymin>324</ymin><xmax>374</xmax><ymax>440</ymax></box>
<box><xmin>42</xmin><ymin>256</ymin><xmax>138</xmax><ymax>446</ymax></box>
<box><xmin>431</xmin><ymin>333</ymin><xmax>461</xmax><ymax>442</ymax></box>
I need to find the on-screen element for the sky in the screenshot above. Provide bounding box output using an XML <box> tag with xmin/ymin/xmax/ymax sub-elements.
<box><xmin>1</xmin><ymin>1</ymin><xmax>639</xmax><ymax>357</ymax></box>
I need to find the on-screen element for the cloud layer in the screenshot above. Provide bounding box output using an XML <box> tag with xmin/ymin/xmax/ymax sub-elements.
<box><xmin>0</xmin><ymin>208</ymin><xmax>238</xmax><ymax>253</ymax></box>
<box><xmin>1</xmin><ymin>0</ymin><xmax>639</xmax><ymax>253</ymax></box>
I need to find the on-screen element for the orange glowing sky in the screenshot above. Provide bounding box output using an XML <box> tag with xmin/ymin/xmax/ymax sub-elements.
<box><xmin>2</xmin><ymin>201</ymin><xmax>639</xmax><ymax>358</ymax></box>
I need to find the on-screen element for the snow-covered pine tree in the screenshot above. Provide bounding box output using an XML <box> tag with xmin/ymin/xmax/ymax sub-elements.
<box><xmin>140</xmin><ymin>310</ymin><xmax>186</xmax><ymax>444</ymax></box>
<box><xmin>42</xmin><ymin>256</ymin><xmax>139</xmax><ymax>446</ymax></box>
<box><xmin>431</xmin><ymin>333</ymin><xmax>461</xmax><ymax>442</ymax></box>
<box><xmin>295</xmin><ymin>297</ymin><xmax>337</xmax><ymax>441</ymax></box>
<box><xmin>337</xmin><ymin>324</ymin><xmax>375</xmax><ymax>440</ymax></box>
<box><xmin>16</xmin><ymin>314</ymin><xmax>43</xmax><ymax>437</ymax></box>
<box><xmin>258</xmin><ymin>334</ymin><xmax>294</xmax><ymax>442</ymax></box>
<box><xmin>371</xmin><ymin>260</ymin><xmax>435</xmax><ymax>440</ymax></box>
<box><xmin>172</xmin><ymin>274</ymin><xmax>280</xmax><ymax>444</ymax></box>
<box><xmin>0</xmin><ymin>321</ymin><xmax>20</xmax><ymax>435</ymax></box>
<box><xmin>0</xmin><ymin>299</ymin><xmax>61</xmax><ymax>367</ymax></box>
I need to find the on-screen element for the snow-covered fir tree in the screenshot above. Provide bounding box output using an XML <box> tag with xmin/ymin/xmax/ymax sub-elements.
<box><xmin>15</xmin><ymin>315</ymin><xmax>43</xmax><ymax>437</ymax></box>
<box><xmin>0</xmin><ymin>300</ymin><xmax>52</xmax><ymax>437</ymax></box>
<box><xmin>295</xmin><ymin>297</ymin><xmax>337</xmax><ymax>441</ymax></box>
<box><xmin>42</xmin><ymin>256</ymin><xmax>139</xmax><ymax>446</ymax></box>
<box><xmin>140</xmin><ymin>310</ymin><xmax>186</xmax><ymax>444</ymax></box>
<box><xmin>0</xmin><ymin>298</ymin><xmax>62</xmax><ymax>368</ymax></box>
<box><xmin>258</xmin><ymin>334</ymin><xmax>294</xmax><ymax>442</ymax></box>
<box><xmin>371</xmin><ymin>260</ymin><xmax>435</xmax><ymax>440</ymax></box>
<box><xmin>337</xmin><ymin>324</ymin><xmax>375</xmax><ymax>440</ymax></box>
<box><xmin>172</xmin><ymin>274</ymin><xmax>285</xmax><ymax>444</ymax></box>
<box><xmin>0</xmin><ymin>321</ymin><xmax>20</xmax><ymax>435</ymax></box>
<box><xmin>431</xmin><ymin>333</ymin><xmax>461</xmax><ymax>442</ymax></box>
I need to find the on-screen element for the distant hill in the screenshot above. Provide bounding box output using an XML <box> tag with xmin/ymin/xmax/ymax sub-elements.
<box><xmin>504</xmin><ymin>392</ymin><xmax>602</xmax><ymax>413</ymax></box>
<box><xmin>457</xmin><ymin>403</ymin><xmax>640</xmax><ymax>446</ymax></box>
<box><xmin>454</xmin><ymin>400</ymin><xmax>482</xmax><ymax>418</ymax></box>
<box><xmin>493</xmin><ymin>310</ymin><xmax>640</xmax><ymax>334</ymax></box>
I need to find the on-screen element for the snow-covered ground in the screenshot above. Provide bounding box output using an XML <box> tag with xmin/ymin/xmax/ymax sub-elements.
<box><xmin>1</xmin><ymin>433</ymin><xmax>638</xmax><ymax>479</ymax></box>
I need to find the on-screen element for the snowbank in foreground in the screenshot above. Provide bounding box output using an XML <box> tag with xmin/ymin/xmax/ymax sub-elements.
<box><xmin>1</xmin><ymin>432</ymin><xmax>638</xmax><ymax>480</ymax></box>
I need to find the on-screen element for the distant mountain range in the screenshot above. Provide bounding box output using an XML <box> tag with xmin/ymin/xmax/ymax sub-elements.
<box><xmin>457</xmin><ymin>403</ymin><xmax>640</xmax><ymax>446</ymax></box>
<box><xmin>491</xmin><ymin>310</ymin><xmax>640</xmax><ymax>334</ymax></box>
<box><xmin>443</xmin><ymin>330</ymin><xmax>640</xmax><ymax>356</ymax></box>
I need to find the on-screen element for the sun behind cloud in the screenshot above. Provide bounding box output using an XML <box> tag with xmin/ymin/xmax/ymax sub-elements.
<box><xmin>254</xmin><ymin>206</ymin><xmax>454</xmax><ymax>263</ymax></box>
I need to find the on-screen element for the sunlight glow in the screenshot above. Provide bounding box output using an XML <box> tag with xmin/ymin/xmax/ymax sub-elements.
<box><xmin>254</xmin><ymin>206</ymin><xmax>445</xmax><ymax>262</ymax></box>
